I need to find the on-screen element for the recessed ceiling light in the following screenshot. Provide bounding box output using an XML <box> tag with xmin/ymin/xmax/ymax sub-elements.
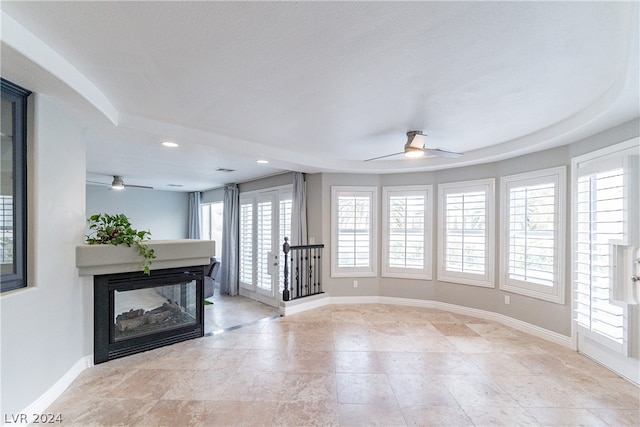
<box><xmin>162</xmin><ymin>141</ymin><xmax>179</xmax><ymax>148</ymax></box>
<box><xmin>257</xmin><ymin>159</ymin><xmax>269</xmax><ymax>164</ymax></box>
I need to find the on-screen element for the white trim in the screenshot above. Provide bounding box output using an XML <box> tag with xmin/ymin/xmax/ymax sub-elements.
<box><xmin>279</xmin><ymin>293</ymin><xmax>331</xmax><ymax>316</ymax></box>
<box><xmin>15</xmin><ymin>356</ymin><xmax>93</xmax><ymax>425</ymax></box>
<box><xmin>437</xmin><ymin>178</ymin><xmax>495</xmax><ymax>288</ymax></box>
<box><xmin>239</xmin><ymin>186</ymin><xmax>292</xmax><ymax>305</ymax></box>
<box><xmin>578</xmin><ymin>333</ymin><xmax>640</xmax><ymax>385</ymax></box>
<box><xmin>572</xmin><ymin>138</ymin><xmax>639</xmax><ymax>169</ymax></box>
<box><xmin>381</xmin><ymin>185</ymin><xmax>433</xmax><ymax>280</ymax></box>
<box><xmin>331</xmin><ymin>186</ymin><xmax>378</xmax><ymax>278</ymax></box>
<box><xmin>499</xmin><ymin>166</ymin><xmax>566</xmax><ymax>304</ymax></box>
<box><xmin>325</xmin><ymin>296</ymin><xmax>572</xmax><ymax>349</ymax></box>
<box><xmin>570</xmin><ymin>137</ymin><xmax>640</xmax><ymax>382</ymax></box>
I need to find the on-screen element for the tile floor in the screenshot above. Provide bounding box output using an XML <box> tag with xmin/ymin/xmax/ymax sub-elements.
<box><xmin>46</xmin><ymin>303</ymin><xmax>639</xmax><ymax>426</ymax></box>
<box><xmin>203</xmin><ymin>291</ymin><xmax>279</xmax><ymax>334</ymax></box>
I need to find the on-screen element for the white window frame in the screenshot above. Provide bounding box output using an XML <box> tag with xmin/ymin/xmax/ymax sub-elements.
<box><xmin>331</xmin><ymin>186</ymin><xmax>377</xmax><ymax>278</ymax></box>
<box><xmin>382</xmin><ymin>185</ymin><xmax>433</xmax><ymax>280</ymax></box>
<box><xmin>200</xmin><ymin>201</ymin><xmax>223</xmax><ymax>243</ymax></box>
<box><xmin>437</xmin><ymin>178</ymin><xmax>495</xmax><ymax>287</ymax></box>
<box><xmin>571</xmin><ymin>139</ymin><xmax>639</xmax><ymax>355</ymax></box>
<box><xmin>239</xmin><ymin>185</ymin><xmax>292</xmax><ymax>292</ymax></box>
<box><xmin>500</xmin><ymin>167</ymin><xmax>566</xmax><ymax>304</ymax></box>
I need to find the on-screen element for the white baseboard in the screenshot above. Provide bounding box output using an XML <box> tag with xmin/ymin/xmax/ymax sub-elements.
<box><xmin>280</xmin><ymin>293</ymin><xmax>331</xmax><ymax>316</ymax></box>
<box><xmin>10</xmin><ymin>356</ymin><xmax>93</xmax><ymax>426</ymax></box>
<box><xmin>328</xmin><ymin>295</ymin><xmax>573</xmax><ymax>349</ymax></box>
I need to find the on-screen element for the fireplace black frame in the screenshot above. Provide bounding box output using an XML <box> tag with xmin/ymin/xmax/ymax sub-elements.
<box><xmin>94</xmin><ymin>266</ymin><xmax>205</xmax><ymax>364</ymax></box>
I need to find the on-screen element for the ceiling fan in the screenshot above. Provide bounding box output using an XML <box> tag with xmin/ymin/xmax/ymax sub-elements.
<box><xmin>87</xmin><ymin>175</ymin><xmax>154</xmax><ymax>190</ymax></box>
<box><xmin>364</xmin><ymin>130</ymin><xmax>463</xmax><ymax>162</ymax></box>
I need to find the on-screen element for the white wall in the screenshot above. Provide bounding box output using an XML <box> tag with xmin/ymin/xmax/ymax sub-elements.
<box><xmin>0</xmin><ymin>94</ymin><xmax>89</xmax><ymax>415</ymax></box>
<box><xmin>86</xmin><ymin>185</ymin><xmax>189</xmax><ymax>239</ymax></box>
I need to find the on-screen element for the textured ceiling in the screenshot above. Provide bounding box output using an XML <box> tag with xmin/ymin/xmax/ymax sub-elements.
<box><xmin>1</xmin><ymin>1</ymin><xmax>638</xmax><ymax>191</ymax></box>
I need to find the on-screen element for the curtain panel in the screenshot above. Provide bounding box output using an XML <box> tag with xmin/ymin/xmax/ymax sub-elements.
<box><xmin>292</xmin><ymin>172</ymin><xmax>308</xmax><ymax>246</ymax></box>
<box><xmin>220</xmin><ymin>184</ymin><xmax>239</xmax><ymax>296</ymax></box>
<box><xmin>188</xmin><ymin>192</ymin><xmax>201</xmax><ymax>239</ymax></box>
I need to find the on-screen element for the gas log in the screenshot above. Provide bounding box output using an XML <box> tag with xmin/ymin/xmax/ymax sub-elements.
<box><xmin>115</xmin><ymin>301</ymin><xmax>185</xmax><ymax>332</ymax></box>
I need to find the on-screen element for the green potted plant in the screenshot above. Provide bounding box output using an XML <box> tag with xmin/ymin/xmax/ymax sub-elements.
<box><xmin>86</xmin><ymin>213</ymin><xmax>156</xmax><ymax>274</ymax></box>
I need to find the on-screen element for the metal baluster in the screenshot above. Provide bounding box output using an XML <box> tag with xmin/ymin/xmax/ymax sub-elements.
<box><xmin>310</xmin><ymin>248</ymin><xmax>315</xmax><ymax>294</ymax></box>
<box><xmin>295</xmin><ymin>250</ymin><xmax>300</xmax><ymax>299</ymax></box>
<box><xmin>282</xmin><ymin>237</ymin><xmax>290</xmax><ymax>301</ymax></box>
<box><xmin>313</xmin><ymin>248</ymin><xmax>318</xmax><ymax>294</ymax></box>
<box><xmin>317</xmin><ymin>249</ymin><xmax>322</xmax><ymax>294</ymax></box>
<box><xmin>300</xmin><ymin>249</ymin><xmax>305</xmax><ymax>297</ymax></box>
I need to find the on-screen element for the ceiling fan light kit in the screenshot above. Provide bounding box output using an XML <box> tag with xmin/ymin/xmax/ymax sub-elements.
<box><xmin>404</xmin><ymin>146</ymin><xmax>425</xmax><ymax>158</ymax></box>
<box><xmin>364</xmin><ymin>130</ymin><xmax>463</xmax><ymax>162</ymax></box>
<box><xmin>111</xmin><ymin>175</ymin><xmax>125</xmax><ymax>190</ymax></box>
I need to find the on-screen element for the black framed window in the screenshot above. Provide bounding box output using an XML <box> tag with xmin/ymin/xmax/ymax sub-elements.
<box><xmin>1</xmin><ymin>78</ymin><xmax>31</xmax><ymax>292</ymax></box>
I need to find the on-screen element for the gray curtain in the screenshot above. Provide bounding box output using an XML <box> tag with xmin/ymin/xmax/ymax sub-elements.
<box><xmin>188</xmin><ymin>192</ymin><xmax>201</xmax><ymax>239</ymax></box>
<box><xmin>291</xmin><ymin>172</ymin><xmax>308</xmax><ymax>245</ymax></box>
<box><xmin>220</xmin><ymin>184</ymin><xmax>239</xmax><ymax>296</ymax></box>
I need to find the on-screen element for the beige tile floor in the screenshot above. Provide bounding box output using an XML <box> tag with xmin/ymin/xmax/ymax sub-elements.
<box><xmin>46</xmin><ymin>303</ymin><xmax>639</xmax><ymax>426</ymax></box>
<box><xmin>204</xmin><ymin>290</ymin><xmax>279</xmax><ymax>334</ymax></box>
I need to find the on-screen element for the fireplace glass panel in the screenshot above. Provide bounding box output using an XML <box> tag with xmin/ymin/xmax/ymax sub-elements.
<box><xmin>113</xmin><ymin>280</ymin><xmax>197</xmax><ymax>342</ymax></box>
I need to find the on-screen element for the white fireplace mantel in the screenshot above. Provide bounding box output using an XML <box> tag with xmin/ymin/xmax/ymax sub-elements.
<box><xmin>76</xmin><ymin>239</ymin><xmax>215</xmax><ymax>276</ymax></box>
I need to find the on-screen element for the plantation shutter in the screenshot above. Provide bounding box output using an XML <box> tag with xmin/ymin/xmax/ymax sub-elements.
<box><xmin>338</xmin><ymin>194</ymin><xmax>371</xmax><ymax>268</ymax></box>
<box><xmin>332</xmin><ymin>187</ymin><xmax>377</xmax><ymax>277</ymax></box>
<box><xmin>256</xmin><ymin>199</ymin><xmax>273</xmax><ymax>291</ymax></box>
<box><xmin>445</xmin><ymin>191</ymin><xmax>487</xmax><ymax>274</ymax></box>
<box><xmin>438</xmin><ymin>179</ymin><xmax>494</xmax><ymax>287</ymax></box>
<box><xmin>508</xmin><ymin>182</ymin><xmax>556</xmax><ymax>286</ymax></box>
<box><xmin>389</xmin><ymin>194</ymin><xmax>425</xmax><ymax>269</ymax></box>
<box><xmin>500</xmin><ymin>167</ymin><xmax>565</xmax><ymax>303</ymax></box>
<box><xmin>239</xmin><ymin>199</ymin><xmax>253</xmax><ymax>287</ymax></box>
<box><xmin>575</xmin><ymin>160</ymin><xmax>625</xmax><ymax>346</ymax></box>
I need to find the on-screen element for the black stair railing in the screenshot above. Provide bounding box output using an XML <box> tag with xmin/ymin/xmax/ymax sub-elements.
<box><xmin>282</xmin><ymin>237</ymin><xmax>325</xmax><ymax>301</ymax></box>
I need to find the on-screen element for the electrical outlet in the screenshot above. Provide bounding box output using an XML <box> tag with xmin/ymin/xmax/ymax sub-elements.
<box><xmin>353</xmin><ymin>280</ymin><xmax>358</xmax><ymax>288</ymax></box>
<box><xmin>504</xmin><ymin>295</ymin><xmax>510</xmax><ymax>305</ymax></box>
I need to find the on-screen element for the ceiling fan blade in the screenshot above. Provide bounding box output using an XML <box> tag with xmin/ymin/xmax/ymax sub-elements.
<box><xmin>364</xmin><ymin>151</ymin><xmax>405</xmax><ymax>162</ymax></box>
<box><xmin>125</xmin><ymin>184</ymin><xmax>154</xmax><ymax>190</ymax></box>
<box><xmin>87</xmin><ymin>180</ymin><xmax>110</xmax><ymax>186</ymax></box>
<box><xmin>423</xmin><ymin>148</ymin><xmax>463</xmax><ymax>158</ymax></box>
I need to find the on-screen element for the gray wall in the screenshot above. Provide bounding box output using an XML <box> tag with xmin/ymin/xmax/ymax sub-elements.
<box><xmin>312</xmin><ymin>119</ymin><xmax>639</xmax><ymax>337</ymax></box>
<box><xmin>1</xmin><ymin>94</ymin><xmax>89</xmax><ymax>415</ymax></box>
<box><xmin>86</xmin><ymin>185</ymin><xmax>190</xmax><ymax>239</ymax></box>
<box><xmin>238</xmin><ymin>172</ymin><xmax>293</xmax><ymax>193</ymax></box>
<box><xmin>201</xmin><ymin>172</ymin><xmax>294</xmax><ymax>203</ymax></box>
<box><xmin>201</xmin><ymin>187</ymin><xmax>224</xmax><ymax>204</ymax></box>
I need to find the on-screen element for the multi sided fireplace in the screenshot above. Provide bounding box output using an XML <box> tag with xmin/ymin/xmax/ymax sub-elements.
<box><xmin>93</xmin><ymin>266</ymin><xmax>205</xmax><ymax>364</ymax></box>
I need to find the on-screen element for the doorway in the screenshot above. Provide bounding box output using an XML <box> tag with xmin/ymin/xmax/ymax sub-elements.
<box><xmin>239</xmin><ymin>186</ymin><xmax>292</xmax><ymax>307</ymax></box>
<box><xmin>572</xmin><ymin>138</ymin><xmax>639</xmax><ymax>384</ymax></box>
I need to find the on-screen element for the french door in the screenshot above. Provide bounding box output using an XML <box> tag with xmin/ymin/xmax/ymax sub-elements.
<box><xmin>239</xmin><ymin>187</ymin><xmax>292</xmax><ymax>307</ymax></box>
<box><xmin>572</xmin><ymin>138</ymin><xmax>639</xmax><ymax>384</ymax></box>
